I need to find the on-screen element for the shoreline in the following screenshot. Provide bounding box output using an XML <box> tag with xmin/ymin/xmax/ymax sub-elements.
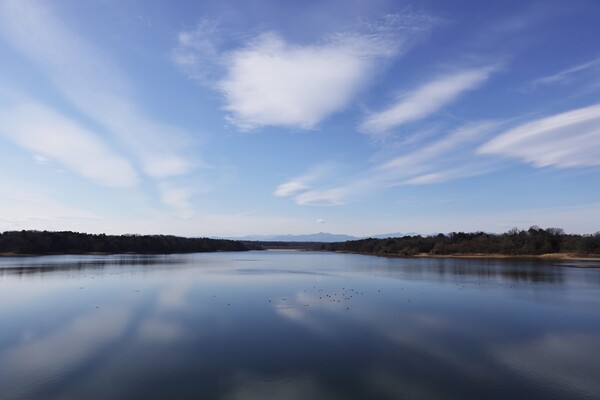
<box><xmin>418</xmin><ymin>252</ymin><xmax>600</xmax><ymax>261</ymax></box>
<box><xmin>2</xmin><ymin>250</ymin><xmax>600</xmax><ymax>268</ymax></box>
<box><xmin>0</xmin><ymin>250</ymin><xmax>247</xmax><ymax>257</ymax></box>
<box><xmin>335</xmin><ymin>251</ymin><xmax>600</xmax><ymax>265</ymax></box>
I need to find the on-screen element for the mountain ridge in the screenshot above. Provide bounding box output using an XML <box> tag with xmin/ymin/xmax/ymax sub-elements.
<box><xmin>220</xmin><ymin>232</ymin><xmax>417</xmax><ymax>243</ymax></box>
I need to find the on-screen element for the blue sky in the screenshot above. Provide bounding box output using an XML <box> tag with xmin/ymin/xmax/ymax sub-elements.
<box><xmin>0</xmin><ymin>0</ymin><xmax>599</xmax><ymax>236</ymax></box>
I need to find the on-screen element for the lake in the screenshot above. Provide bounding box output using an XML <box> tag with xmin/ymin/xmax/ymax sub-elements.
<box><xmin>1</xmin><ymin>251</ymin><xmax>599</xmax><ymax>400</ymax></box>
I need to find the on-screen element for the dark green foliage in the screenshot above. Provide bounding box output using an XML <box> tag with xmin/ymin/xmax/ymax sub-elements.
<box><xmin>2</xmin><ymin>228</ymin><xmax>599</xmax><ymax>256</ymax></box>
<box><xmin>0</xmin><ymin>230</ymin><xmax>257</xmax><ymax>255</ymax></box>
<box><xmin>324</xmin><ymin>227</ymin><xmax>600</xmax><ymax>256</ymax></box>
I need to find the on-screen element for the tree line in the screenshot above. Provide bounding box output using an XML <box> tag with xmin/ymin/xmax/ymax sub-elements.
<box><xmin>0</xmin><ymin>230</ymin><xmax>260</xmax><ymax>255</ymax></box>
<box><xmin>322</xmin><ymin>227</ymin><xmax>600</xmax><ymax>256</ymax></box>
<box><xmin>2</xmin><ymin>227</ymin><xmax>599</xmax><ymax>257</ymax></box>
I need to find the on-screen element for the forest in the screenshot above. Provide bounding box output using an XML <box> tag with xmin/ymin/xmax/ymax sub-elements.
<box><xmin>323</xmin><ymin>227</ymin><xmax>600</xmax><ymax>256</ymax></box>
<box><xmin>2</xmin><ymin>227</ymin><xmax>599</xmax><ymax>257</ymax></box>
<box><xmin>0</xmin><ymin>230</ymin><xmax>259</xmax><ymax>255</ymax></box>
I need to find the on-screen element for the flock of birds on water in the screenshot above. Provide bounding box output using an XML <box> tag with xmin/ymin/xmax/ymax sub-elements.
<box><xmin>58</xmin><ymin>266</ymin><xmax>527</xmax><ymax>313</ymax></box>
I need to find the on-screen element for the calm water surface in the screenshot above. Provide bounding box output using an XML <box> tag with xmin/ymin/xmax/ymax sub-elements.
<box><xmin>1</xmin><ymin>251</ymin><xmax>599</xmax><ymax>399</ymax></box>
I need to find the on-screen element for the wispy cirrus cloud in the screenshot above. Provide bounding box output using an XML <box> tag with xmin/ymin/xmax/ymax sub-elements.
<box><xmin>274</xmin><ymin>180</ymin><xmax>310</xmax><ymax>198</ymax></box>
<box><xmin>294</xmin><ymin>187</ymin><xmax>350</xmax><ymax>206</ymax></box>
<box><xmin>403</xmin><ymin>173</ymin><xmax>447</xmax><ymax>185</ymax></box>
<box><xmin>275</xmin><ymin>165</ymin><xmax>355</xmax><ymax>206</ymax></box>
<box><xmin>273</xmin><ymin>164</ymin><xmax>338</xmax><ymax>200</ymax></box>
<box><xmin>275</xmin><ymin>75</ymin><xmax>599</xmax><ymax>208</ymax></box>
<box><xmin>0</xmin><ymin>100</ymin><xmax>138</xmax><ymax>188</ymax></box>
<box><xmin>478</xmin><ymin>103</ymin><xmax>600</xmax><ymax>168</ymax></box>
<box><xmin>171</xmin><ymin>19</ymin><xmax>222</xmax><ymax>85</ymax></box>
<box><xmin>531</xmin><ymin>56</ymin><xmax>600</xmax><ymax>87</ymax></box>
<box><xmin>0</xmin><ymin>181</ymin><xmax>102</xmax><ymax>232</ymax></box>
<box><xmin>158</xmin><ymin>183</ymin><xmax>195</xmax><ymax>219</ymax></box>
<box><xmin>380</xmin><ymin>121</ymin><xmax>498</xmax><ymax>171</ymax></box>
<box><xmin>360</xmin><ymin>66</ymin><xmax>498</xmax><ymax>136</ymax></box>
<box><xmin>0</xmin><ymin>0</ymin><xmax>196</xmax><ymax>179</ymax></box>
<box><xmin>173</xmin><ymin>14</ymin><xmax>438</xmax><ymax>130</ymax></box>
<box><xmin>276</xmin><ymin>121</ymin><xmax>500</xmax><ymax>206</ymax></box>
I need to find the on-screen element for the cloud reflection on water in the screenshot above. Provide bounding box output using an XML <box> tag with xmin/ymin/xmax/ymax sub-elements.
<box><xmin>0</xmin><ymin>252</ymin><xmax>599</xmax><ymax>399</ymax></box>
<box><xmin>493</xmin><ymin>333</ymin><xmax>600</xmax><ymax>398</ymax></box>
<box><xmin>0</xmin><ymin>308</ymin><xmax>131</xmax><ymax>399</ymax></box>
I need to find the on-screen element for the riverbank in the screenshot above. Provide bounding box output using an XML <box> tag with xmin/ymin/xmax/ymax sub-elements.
<box><xmin>335</xmin><ymin>251</ymin><xmax>600</xmax><ymax>265</ymax></box>
<box><xmin>0</xmin><ymin>250</ymin><xmax>251</xmax><ymax>257</ymax></box>
<box><xmin>417</xmin><ymin>252</ymin><xmax>600</xmax><ymax>261</ymax></box>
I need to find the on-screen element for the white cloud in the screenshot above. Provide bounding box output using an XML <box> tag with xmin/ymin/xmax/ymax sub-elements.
<box><xmin>274</xmin><ymin>164</ymin><xmax>337</xmax><ymax>200</ymax></box>
<box><xmin>276</xmin><ymin>179</ymin><xmax>350</xmax><ymax>205</ymax></box>
<box><xmin>274</xmin><ymin>181</ymin><xmax>310</xmax><ymax>197</ymax></box>
<box><xmin>0</xmin><ymin>0</ymin><xmax>196</xmax><ymax>179</ymax></box>
<box><xmin>0</xmin><ymin>101</ymin><xmax>138</xmax><ymax>188</ymax></box>
<box><xmin>360</xmin><ymin>66</ymin><xmax>497</xmax><ymax>135</ymax></box>
<box><xmin>531</xmin><ymin>56</ymin><xmax>600</xmax><ymax>87</ymax></box>
<box><xmin>478</xmin><ymin>104</ymin><xmax>600</xmax><ymax>168</ymax></box>
<box><xmin>380</xmin><ymin>121</ymin><xmax>496</xmax><ymax>171</ymax></box>
<box><xmin>143</xmin><ymin>154</ymin><xmax>195</xmax><ymax>179</ymax></box>
<box><xmin>275</xmin><ymin>121</ymin><xmax>499</xmax><ymax>206</ymax></box>
<box><xmin>403</xmin><ymin>173</ymin><xmax>447</xmax><ymax>185</ymax></box>
<box><xmin>276</xmin><ymin>172</ymin><xmax>381</xmax><ymax>207</ymax></box>
<box><xmin>316</xmin><ymin>219</ymin><xmax>326</xmax><ymax>224</ymax></box>
<box><xmin>171</xmin><ymin>19</ymin><xmax>221</xmax><ymax>84</ymax></box>
<box><xmin>295</xmin><ymin>188</ymin><xmax>347</xmax><ymax>206</ymax></box>
<box><xmin>219</xmin><ymin>32</ymin><xmax>390</xmax><ymax>129</ymax></box>
<box><xmin>33</xmin><ymin>154</ymin><xmax>48</xmax><ymax>165</ymax></box>
<box><xmin>175</xmin><ymin>14</ymin><xmax>436</xmax><ymax>130</ymax></box>
<box><xmin>158</xmin><ymin>183</ymin><xmax>194</xmax><ymax>218</ymax></box>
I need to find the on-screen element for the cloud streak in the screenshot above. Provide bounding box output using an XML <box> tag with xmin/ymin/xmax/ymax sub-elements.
<box><xmin>360</xmin><ymin>66</ymin><xmax>497</xmax><ymax>135</ymax></box>
<box><xmin>158</xmin><ymin>183</ymin><xmax>195</xmax><ymax>218</ymax></box>
<box><xmin>380</xmin><ymin>121</ymin><xmax>497</xmax><ymax>171</ymax></box>
<box><xmin>171</xmin><ymin>19</ymin><xmax>222</xmax><ymax>85</ymax></box>
<box><xmin>274</xmin><ymin>180</ymin><xmax>310</xmax><ymax>198</ymax></box>
<box><xmin>531</xmin><ymin>56</ymin><xmax>600</xmax><ymax>87</ymax></box>
<box><xmin>478</xmin><ymin>103</ymin><xmax>600</xmax><ymax>168</ymax></box>
<box><xmin>0</xmin><ymin>101</ymin><xmax>138</xmax><ymax>188</ymax></box>
<box><xmin>273</xmin><ymin>164</ymin><xmax>339</xmax><ymax>203</ymax></box>
<box><xmin>276</xmin><ymin>121</ymin><xmax>500</xmax><ymax>206</ymax></box>
<box><xmin>0</xmin><ymin>0</ymin><xmax>196</xmax><ymax>179</ymax></box>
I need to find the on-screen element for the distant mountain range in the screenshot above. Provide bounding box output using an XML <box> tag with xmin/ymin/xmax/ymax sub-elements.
<box><xmin>221</xmin><ymin>232</ymin><xmax>417</xmax><ymax>243</ymax></box>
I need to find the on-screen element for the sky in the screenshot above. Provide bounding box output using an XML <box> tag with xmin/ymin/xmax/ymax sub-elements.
<box><xmin>0</xmin><ymin>0</ymin><xmax>599</xmax><ymax>237</ymax></box>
